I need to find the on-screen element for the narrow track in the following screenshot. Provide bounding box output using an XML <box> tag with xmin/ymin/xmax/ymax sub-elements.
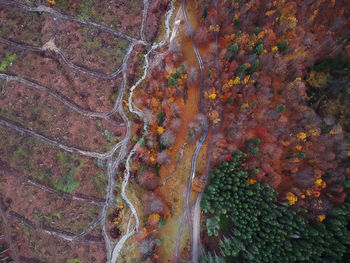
<box><xmin>0</xmin><ymin>1</ymin><xmax>179</xmax><ymax>262</ymax></box>
<box><xmin>110</xmin><ymin>2</ymin><xmax>175</xmax><ymax>262</ymax></box>
<box><xmin>0</xmin><ymin>118</ymin><xmax>126</xmax><ymax>159</ymax></box>
<box><xmin>173</xmin><ymin>2</ymin><xmax>208</xmax><ymax>262</ymax></box>
<box><xmin>1</xmin><ymin>166</ymin><xmax>105</xmax><ymax>206</ymax></box>
<box><xmin>141</xmin><ymin>0</ymin><xmax>150</xmax><ymax>42</ymax></box>
<box><xmin>0</xmin><ymin>0</ymin><xmax>142</xmax><ymax>44</ymax></box>
<box><xmin>0</xmin><ymin>73</ymin><xmax>117</xmax><ymax>120</ymax></box>
<box><xmin>0</xmin><ymin>36</ymin><xmax>125</xmax><ymax>80</ymax></box>
<box><xmin>182</xmin><ymin>0</ymin><xmax>204</xmax><ymax>70</ymax></box>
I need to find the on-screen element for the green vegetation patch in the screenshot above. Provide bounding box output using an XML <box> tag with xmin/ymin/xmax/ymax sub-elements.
<box><xmin>0</xmin><ymin>52</ymin><xmax>17</xmax><ymax>71</ymax></box>
<box><xmin>276</xmin><ymin>103</ymin><xmax>286</xmax><ymax>113</ymax></box>
<box><xmin>22</xmin><ymin>220</ymin><xmax>31</xmax><ymax>236</ymax></box>
<box><xmin>225</xmin><ymin>44</ymin><xmax>239</xmax><ymax>62</ymax></box>
<box><xmin>252</xmin><ymin>27</ymin><xmax>260</xmax><ymax>35</ymax></box>
<box><xmin>35</xmin><ymin>212</ymin><xmax>61</xmax><ymax>224</ymax></box>
<box><xmin>87</xmin><ymin>39</ymin><xmax>102</xmax><ymax>50</ymax></box>
<box><xmin>51</xmin><ymin>152</ymin><xmax>82</xmax><ymax>193</ymax></box>
<box><xmin>78</xmin><ymin>0</ymin><xmax>94</xmax><ymax>20</ymax></box>
<box><xmin>203</xmin><ymin>5</ymin><xmax>208</xmax><ymax>19</ymax></box>
<box><xmin>168</xmin><ymin>64</ymin><xmax>187</xmax><ymax>87</ymax></box>
<box><xmin>52</xmin><ymin>174</ymin><xmax>80</xmax><ymax>194</ymax></box>
<box><xmin>92</xmin><ymin>171</ymin><xmax>107</xmax><ymax>196</ymax></box>
<box><xmin>253</xmin><ymin>39</ymin><xmax>264</xmax><ymax>56</ymax></box>
<box><xmin>56</xmin><ymin>0</ymin><xmax>69</xmax><ymax>9</ymax></box>
<box><xmin>277</xmin><ymin>39</ymin><xmax>288</xmax><ymax>52</ymax></box>
<box><xmin>249</xmin><ymin>59</ymin><xmax>259</xmax><ymax>73</ymax></box>
<box><xmin>200</xmin><ymin>151</ymin><xmax>350</xmax><ymax>262</ymax></box>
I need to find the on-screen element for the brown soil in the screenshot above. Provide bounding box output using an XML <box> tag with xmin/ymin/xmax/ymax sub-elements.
<box><xmin>0</xmin><ymin>167</ymin><xmax>101</xmax><ymax>236</ymax></box>
<box><xmin>3</xmin><ymin>214</ymin><xmax>106</xmax><ymax>263</ymax></box>
<box><xmin>0</xmin><ymin>125</ymin><xmax>108</xmax><ymax>200</ymax></box>
<box><xmin>0</xmin><ymin>79</ymin><xmax>125</xmax><ymax>152</ymax></box>
<box><xmin>55</xmin><ymin>20</ymin><xmax>129</xmax><ymax>74</ymax></box>
<box><xmin>0</xmin><ymin>0</ymin><xmax>170</xmax><ymax>261</ymax></box>
<box><xmin>6</xmin><ymin>43</ymin><xmax>122</xmax><ymax>113</ymax></box>
<box><xmin>13</xmin><ymin>0</ymin><xmax>144</xmax><ymax>39</ymax></box>
<box><xmin>90</xmin><ymin>0</ymin><xmax>144</xmax><ymax>39</ymax></box>
<box><xmin>0</xmin><ymin>4</ymin><xmax>54</xmax><ymax>46</ymax></box>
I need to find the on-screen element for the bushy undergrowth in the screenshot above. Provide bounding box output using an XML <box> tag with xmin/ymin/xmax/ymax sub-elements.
<box><xmin>200</xmin><ymin>151</ymin><xmax>350</xmax><ymax>263</ymax></box>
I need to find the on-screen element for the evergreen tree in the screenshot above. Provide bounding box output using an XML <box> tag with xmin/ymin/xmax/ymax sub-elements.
<box><xmin>201</xmin><ymin>151</ymin><xmax>350</xmax><ymax>263</ymax></box>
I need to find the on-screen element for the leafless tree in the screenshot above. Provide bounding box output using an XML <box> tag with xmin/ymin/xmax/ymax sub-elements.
<box><xmin>169</xmin><ymin>118</ymin><xmax>181</xmax><ymax>131</ymax></box>
<box><xmin>294</xmin><ymin>167</ymin><xmax>314</xmax><ymax>188</ymax></box>
<box><xmin>139</xmin><ymin>238</ymin><xmax>156</xmax><ymax>259</ymax></box>
<box><xmin>169</xmin><ymin>39</ymin><xmax>183</xmax><ymax>61</ymax></box>
<box><xmin>146</xmin><ymin>135</ymin><xmax>156</xmax><ymax>149</ymax></box>
<box><xmin>187</xmin><ymin>67</ymin><xmax>198</xmax><ymax>85</ymax></box>
<box><xmin>157</xmin><ymin>150</ymin><xmax>170</xmax><ymax>164</ymax></box>
<box><xmin>194</xmin><ymin>26</ymin><xmax>210</xmax><ymax>45</ymax></box>
<box><xmin>143</xmin><ymin>192</ymin><xmax>164</xmax><ymax>214</ymax></box>
<box><xmin>160</xmin><ymin>130</ymin><xmax>176</xmax><ymax>147</ymax></box>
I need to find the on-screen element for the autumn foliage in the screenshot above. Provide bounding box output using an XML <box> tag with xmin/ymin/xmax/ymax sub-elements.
<box><xmin>129</xmin><ymin>0</ymin><xmax>350</xmax><ymax>260</ymax></box>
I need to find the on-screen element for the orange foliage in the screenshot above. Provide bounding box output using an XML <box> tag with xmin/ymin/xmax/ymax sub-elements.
<box><xmin>157</xmin><ymin>126</ymin><xmax>164</xmax><ymax>135</ymax></box>
<box><xmin>247</xmin><ymin>178</ymin><xmax>257</xmax><ymax>185</ymax></box>
<box><xmin>286</xmin><ymin>192</ymin><xmax>298</xmax><ymax>205</ymax></box>
<box><xmin>222</xmin><ymin>92</ymin><xmax>232</xmax><ymax>102</ymax></box>
<box><xmin>148</xmin><ymin>213</ymin><xmax>160</xmax><ymax>226</ymax></box>
<box><xmin>317</xmin><ymin>214</ymin><xmax>326</xmax><ymax>222</ymax></box>
<box><xmin>192</xmin><ymin>176</ymin><xmax>206</xmax><ymax>192</ymax></box>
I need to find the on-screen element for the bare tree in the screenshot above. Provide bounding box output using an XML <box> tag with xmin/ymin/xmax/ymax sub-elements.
<box><xmin>187</xmin><ymin>67</ymin><xmax>198</xmax><ymax>85</ymax></box>
<box><xmin>194</xmin><ymin>26</ymin><xmax>210</xmax><ymax>45</ymax></box>
<box><xmin>146</xmin><ymin>135</ymin><xmax>156</xmax><ymax>149</ymax></box>
<box><xmin>169</xmin><ymin>39</ymin><xmax>183</xmax><ymax>60</ymax></box>
<box><xmin>144</xmin><ymin>108</ymin><xmax>155</xmax><ymax>124</ymax></box>
<box><xmin>157</xmin><ymin>150</ymin><xmax>170</xmax><ymax>164</ymax></box>
<box><xmin>143</xmin><ymin>192</ymin><xmax>164</xmax><ymax>214</ymax></box>
<box><xmin>169</xmin><ymin>118</ymin><xmax>181</xmax><ymax>131</ymax></box>
<box><xmin>139</xmin><ymin>238</ymin><xmax>156</xmax><ymax>259</ymax></box>
<box><xmin>294</xmin><ymin>167</ymin><xmax>314</xmax><ymax>188</ymax></box>
<box><xmin>160</xmin><ymin>130</ymin><xmax>176</xmax><ymax>148</ymax></box>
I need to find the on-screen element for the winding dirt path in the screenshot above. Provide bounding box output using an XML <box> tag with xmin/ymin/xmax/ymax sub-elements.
<box><xmin>0</xmin><ymin>73</ymin><xmax>118</xmax><ymax>121</ymax></box>
<box><xmin>1</xmin><ymin>166</ymin><xmax>105</xmax><ymax>206</ymax></box>
<box><xmin>0</xmin><ymin>36</ymin><xmax>125</xmax><ymax>80</ymax></box>
<box><xmin>182</xmin><ymin>0</ymin><xmax>204</xmax><ymax>70</ymax></box>
<box><xmin>0</xmin><ymin>1</ymin><xmax>149</xmax><ymax>261</ymax></box>
<box><xmin>0</xmin><ymin>0</ymin><xmax>183</xmax><ymax>262</ymax></box>
<box><xmin>0</xmin><ymin>118</ymin><xmax>125</xmax><ymax>159</ymax></box>
<box><xmin>191</xmin><ymin>1</ymin><xmax>223</xmax><ymax>261</ymax></box>
<box><xmin>110</xmin><ymin>2</ymin><xmax>175</xmax><ymax>262</ymax></box>
<box><xmin>172</xmin><ymin>2</ymin><xmax>207</xmax><ymax>262</ymax></box>
<box><xmin>0</xmin><ymin>0</ymin><xmax>142</xmax><ymax>44</ymax></box>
